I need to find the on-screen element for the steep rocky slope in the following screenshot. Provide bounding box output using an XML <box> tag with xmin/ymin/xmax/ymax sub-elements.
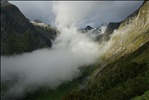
<box><xmin>31</xmin><ymin>20</ymin><xmax>59</xmax><ymax>40</ymax></box>
<box><xmin>98</xmin><ymin>22</ymin><xmax>121</xmax><ymax>42</ymax></box>
<box><xmin>63</xmin><ymin>41</ymin><xmax>149</xmax><ymax>100</ymax></box>
<box><xmin>1</xmin><ymin>2</ymin><xmax>56</xmax><ymax>55</ymax></box>
<box><xmin>63</xmin><ymin>1</ymin><xmax>149</xmax><ymax>100</ymax></box>
<box><xmin>1</xmin><ymin>1</ymin><xmax>148</xmax><ymax>100</ymax></box>
<box><xmin>100</xmin><ymin>1</ymin><xmax>149</xmax><ymax>62</ymax></box>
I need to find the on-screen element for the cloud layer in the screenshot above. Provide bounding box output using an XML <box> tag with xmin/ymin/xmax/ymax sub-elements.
<box><xmin>2</xmin><ymin>1</ymin><xmax>143</xmax><ymax>100</ymax></box>
<box><xmin>1</xmin><ymin>17</ymin><xmax>100</xmax><ymax>100</ymax></box>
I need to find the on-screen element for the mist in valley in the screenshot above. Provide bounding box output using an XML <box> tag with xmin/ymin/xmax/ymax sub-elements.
<box><xmin>1</xmin><ymin>1</ymin><xmax>144</xmax><ymax>100</ymax></box>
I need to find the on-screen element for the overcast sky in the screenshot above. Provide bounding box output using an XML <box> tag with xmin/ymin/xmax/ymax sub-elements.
<box><xmin>9</xmin><ymin>1</ymin><xmax>143</xmax><ymax>28</ymax></box>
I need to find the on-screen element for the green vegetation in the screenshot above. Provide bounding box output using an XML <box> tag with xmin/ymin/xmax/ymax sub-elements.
<box><xmin>131</xmin><ymin>90</ymin><xmax>149</xmax><ymax>100</ymax></box>
<box><xmin>1</xmin><ymin>1</ymin><xmax>149</xmax><ymax>100</ymax></box>
<box><xmin>24</xmin><ymin>81</ymin><xmax>79</xmax><ymax>100</ymax></box>
<box><xmin>1</xmin><ymin>2</ymin><xmax>54</xmax><ymax>55</ymax></box>
<box><xmin>21</xmin><ymin>41</ymin><xmax>149</xmax><ymax>100</ymax></box>
<box><xmin>63</xmin><ymin>41</ymin><xmax>149</xmax><ymax>100</ymax></box>
<box><xmin>22</xmin><ymin>64</ymin><xmax>99</xmax><ymax>100</ymax></box>
<box><xmin>4</xmin><ymin>31</ymin><xmax>43</xmax><ymax>55</ymax></box>
<box><xmin>33</xmin><ymin>23</ymin><xmax>58</xmax><ymax>40</ymax></box>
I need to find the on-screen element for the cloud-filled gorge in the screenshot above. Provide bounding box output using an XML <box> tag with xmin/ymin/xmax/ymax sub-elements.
<box><xmin>1</xmin><ymin>2</ymin><xmax>104</xmax><ymax>100</ymax></box>
<box><xmin>1</xmin><ymin>27</ymin><xmax>100</xmax><ymax>100</ymax></box>
<box><xmin>1</xmin><ymin>1</ymin><xmax>144</xmax><ymax>100</ymax></box>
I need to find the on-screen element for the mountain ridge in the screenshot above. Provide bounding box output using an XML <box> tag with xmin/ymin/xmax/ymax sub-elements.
<box><xmin>1</xmin><ymin>2</ymin><xmax>57</xmax><ymax>55</ymax></box>
<box><xmin>62</xmin><ymin>1</ymin><xmax>149</xmax><ymax>100</ymax></box>
<box><xmin>1</xmin><ymin>1</ymin><xmax>149</xmax><ymax>100</ymax></box>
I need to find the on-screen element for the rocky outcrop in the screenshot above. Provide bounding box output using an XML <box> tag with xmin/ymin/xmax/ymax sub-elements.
<box><xmin>1</xmin><ymin>2</ymin><xmax>53</xmax><ymax>55</ymax></box>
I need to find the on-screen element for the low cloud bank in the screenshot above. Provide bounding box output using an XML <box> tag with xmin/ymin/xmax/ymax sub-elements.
<box><xmin>1</xmin><ymin>25</ymin><xmax>101</xmax><ymax>100</ymax></box>
<box><xmin>1</xmin><ymin>1</ymin><xmax>136</xmax><ymax>100</ymax></box>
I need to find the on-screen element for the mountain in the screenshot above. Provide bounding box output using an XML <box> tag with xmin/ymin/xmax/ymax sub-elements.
<box><xmin>80</xmin><ymin>25</ymin><xmax>94</xmax><ymax>33</ymax></box>
<box><xmin>98</xmin><ymin>22</ymin><xmax>121</xmax><ymax>42</ymax></box>
<box><xmin>63</xmin><ymin>41</ymin><xmax>149</xmax><ymax>100</ymax></box>
<box><xmin>1</xmin><ymin>1</ymin><xmax>149</xmax><ymax>100</ymax></box>
<box><xmin>102</xmin><ymin>0</ymin><xmax>149</xmax><ymax>61</ymax></box>
<box><xmin>18</xmin><ymin>1</ymin><xmax>149</xmax><ymax>100</ymax></box>
<box><xmin>80</xmin><ymin>22</ymin><xmax>120</xmax><ymax>42</ymax></box>
<box><xmin>96</xmin><ymin>23</ymin><xmax>107</xmax><ymax>33</ymax></box>
<box><xmin>1</xmin><ymin>2</ymin><xmax>57</xmax><ymax>55</ymax></box>
<box><xmin>31</xmin><ymin>20</ymin><xmax>59</xmax><ymax>40</ymax></box>
<box><xmin>85</xmin><ymin>25</ymin><xmax>93</xmax><ymax>31</ymax></box>
<box><xmin>62</xmin><ymin>1</ymin><xmax>149</xmax><ymax>100</ymax></box>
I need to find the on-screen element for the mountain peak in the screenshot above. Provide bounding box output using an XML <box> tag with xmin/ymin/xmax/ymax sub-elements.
<box><xmin>85</xmin><ymin>25</ymin><xmax>93</xmax><ymax>30</ymax></box>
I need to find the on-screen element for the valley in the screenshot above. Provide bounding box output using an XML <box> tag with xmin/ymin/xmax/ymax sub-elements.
<box><xmin>1</xmin><ymin>1</ymin><xmax>149</xmax><ymax>100</ymax></box>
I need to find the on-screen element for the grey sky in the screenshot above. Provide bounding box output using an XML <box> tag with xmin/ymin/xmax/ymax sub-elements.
<box><xmin>9</xmin><ymin>1</ymin><xmax>143</xmax><ymax>28</ymax></box>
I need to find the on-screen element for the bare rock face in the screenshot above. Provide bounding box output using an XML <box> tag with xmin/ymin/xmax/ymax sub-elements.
<box><xmin>119</xmin><ymin>1</ymin><xmax>149</xmax><ymax>30</ymax></box>
<box><xmin>1</xmin><ymin>2</ymin><xmax>53</xmax><ymax>55</ymax></box>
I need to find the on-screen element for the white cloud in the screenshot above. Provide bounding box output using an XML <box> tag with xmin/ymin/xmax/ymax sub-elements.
<box><xmin>1</xmin><ymin>15</ymin><xmax>100</xmax><ymax>100</ymax></box>
<box><xmin>2</xmin><ymin>1</ymin><xmax>144</xmax><ymax>99</ymax></box>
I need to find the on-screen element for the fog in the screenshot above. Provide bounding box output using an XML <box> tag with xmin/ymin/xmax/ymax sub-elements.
<box><xmin>1</xmin><ymin>2</ymin><xmax>103</xmax><ymax>99</ymax></box>
<box><xmin>1</xmin><ymin>1</ymin><xmax>143</xmax><ymax>100</ymax></box>
<box><xmin>2</xmin><ymin>28</ymin><xmax>101</xmax><ymax>100</ymax></box>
